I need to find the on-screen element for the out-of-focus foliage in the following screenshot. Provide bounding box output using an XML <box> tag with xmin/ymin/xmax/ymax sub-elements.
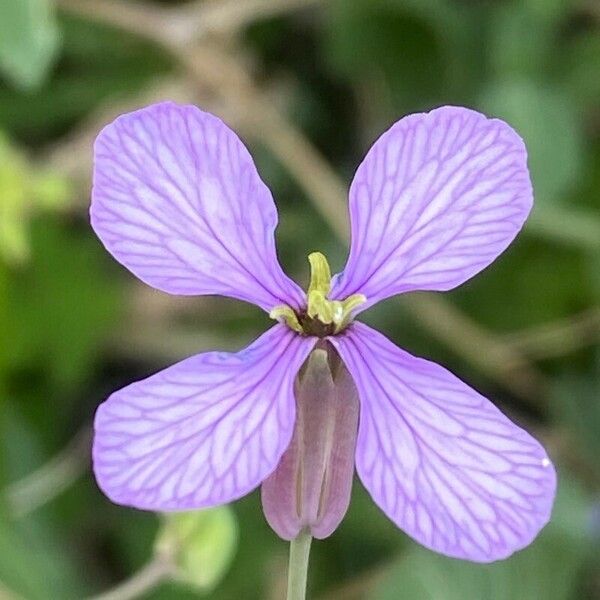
<box><xmin>3</xmin><ymin>219</ymin><xmax>123</xmax><ymax>397</ymax></box>
<box><xmin>0</xmin><ymin>0</ymin><xmax>598</xmax><ymax>598</ymax></box>
<box><xmin>0</xmin><ymin>0</ymin><xmax>59</xmax><ymax>90</ymax></box>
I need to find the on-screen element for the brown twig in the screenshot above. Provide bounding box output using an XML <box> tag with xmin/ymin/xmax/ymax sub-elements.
<box><xmin>57</xmin><ymin>0</ymin><xmax>166</xmax><ymax>41</ymax></box>
<box><xmin>56</xmin><ymin>0</ymin><xmax>322</xmax><ymax>46</ymax></box>
<box><xmin>172</xmin><ymin>0</ymin><xmax>324</xmax><ymax>43</ymax></box>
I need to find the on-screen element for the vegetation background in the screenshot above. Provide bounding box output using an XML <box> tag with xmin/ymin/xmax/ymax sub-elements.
<box><xmin>0</xmin><ymin>0</ymin><xmax>599</xmax><ymax>598</ymax></box>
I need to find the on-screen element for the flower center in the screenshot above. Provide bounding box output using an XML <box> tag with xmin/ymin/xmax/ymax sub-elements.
<box><xmin>270</xmin><ymin>252</ymin><xmax>366</xmax><ymax>337</ymax></box>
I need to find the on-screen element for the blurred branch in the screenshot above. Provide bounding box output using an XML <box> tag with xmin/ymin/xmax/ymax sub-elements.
<box><xmin>4</xmin><ymin>428</ymin><xmax>91</xmax><ymax>518</ymax></box>
<box><xmin>56</xmin><ymin>0</ymin><xmax>322</xmax><ymax>45</ymax></box>
<box><xmin>108</xmin><ymin>287</ymin><xmax>254</xmax><ymax>359</ymax></box>
<box><xmin>404</xmin><ymin>294</ymin><xmax>547</xmax><ymax>402</ymax></box>
<box><xmin>172</xmin><ymin>0</ymin><xmax>324</xmax><ymax>42</ymax></box>
<box><xmin>55</xmin><ymin>0</ymin><xmax>548</xmax><ymax>406</ymax></box>
<box><xmin>581</xmin><ymin>0</ymin><xmax>600</xmax><ymax>22</ymax></box>
<box><xmin>88</xmin><ymin>558</ymin><xmax>171</xmax><ymax>600</ymax></box>
<box><xmin>500</xmin><ymin>307</ymin><xmax>600</xmax><ymax>360</ymax></box>
<box><xmin>528</xmin><ymin>205</ymin><xmax>600</xmax><ymax>251</ymax></box>
<box><xmin>56</xmin><ymin>0</ymin><xmax>165</xmax><ymax>41</ymax></box>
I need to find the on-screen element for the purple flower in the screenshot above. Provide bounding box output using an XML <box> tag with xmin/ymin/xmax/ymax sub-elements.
<box><xmin>91</xmin><ymin>102</ymin><xmax>556</xmax><ymax>562</ymax></box>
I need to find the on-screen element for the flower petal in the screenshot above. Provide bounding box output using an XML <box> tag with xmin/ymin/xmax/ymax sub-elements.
<box><xmin>91</xmin><ymin>102</ymin><xmax>303</xmax><ymax>311</ymax></box>
<box><xmin>93</xmin><ymin>325</ymin><xmax>316</xmax><ymax>510</ymax></box>
<box><xmin>331</xmin><ymin>106</ymin><xmax>533</xmax><ymax>310</ymax></box>
<box><xmin>330</xmin><ymin>323</ymin><xmax>556</xmax><ymax>562</ymax></box>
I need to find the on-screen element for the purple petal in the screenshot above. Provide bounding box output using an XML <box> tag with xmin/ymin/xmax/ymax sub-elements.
<box><xmin>91</xmin><ymin>102</ymin><xmax>304</xmax><ymax>311</ymax></box>
<box><xmin>261</xmin><ymin>348</ymin><xmax>359</xmax><ymax>540</ymax></box>
<box><xmin>331</xmin><ymin>106</ymin><xmax>533</xmax><ymax>310</ymax></box>
<box><xmin>93</xmin><ymin>325</ymin><xmax>316</xmax><ymax>510</ymax></box>
<box><xmin>330</xmin><ymin>323</ymin><xmax>556</xmax><ymax>562</ymax></box>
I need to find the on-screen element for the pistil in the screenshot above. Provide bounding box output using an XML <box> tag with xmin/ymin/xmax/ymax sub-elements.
<box><xmin>270</xmin><ymin>252</ymin><xmax>366</xmax><ymax>336</ymax></box>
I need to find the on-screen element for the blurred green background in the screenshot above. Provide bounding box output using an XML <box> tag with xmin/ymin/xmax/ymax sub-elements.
<box><xmin>0</xmin><ymin>0</ymin><xmax>599</xmax><ymax>598</ymax></box>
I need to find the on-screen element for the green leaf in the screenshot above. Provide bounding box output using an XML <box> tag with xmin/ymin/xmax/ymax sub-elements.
<box><xmin>0</xmin><ymin>512</ymin><xmax>58</xmax><ymax>599</ymax></box>
<box><xmin>0</xmin><ymin>0</ymin><xmax>59</xmax><ymax>90</ymax></box>
<box><xmin>0</xmin><ymin>508</ymin><xmax>88</xmax><ymax>599</ymax></box>
<box><xmin>0</xmin><ymin>14</ymin><xmax>173</xmax><ymax>142</ymax></box>
<box><xmin>479</xmin><ymin>79</ymin><xmax>583</xmax><ymax>205</ymax></box>
<box><xmin>374</xmin><ymin>476</ymin><xmax>591</xmax><ymax>600</ymax></box>
<box><xmin>155</xmin><ymin>507</ymin><xmax>238</xmax><ymax>593</ymax></box>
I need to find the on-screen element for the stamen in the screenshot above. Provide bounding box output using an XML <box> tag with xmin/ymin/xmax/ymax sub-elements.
<box><xmin>270</xmin><ymin>305</ymin><xmax>303</xmax><ymax>333</ymax></box>
<box><xmin>306</xmin><ymin>291</ymin><xmax>334</xmax><ymax>323</ymax></box>
<box><xmin>270</xmin><ymin>252</ymin><xmax>367</xmax><ymax>335</ymax></box>
<box><xmin>334</xmin><ymin>293</ymin><xmax>367</xmax><ymax>333</ymax></box>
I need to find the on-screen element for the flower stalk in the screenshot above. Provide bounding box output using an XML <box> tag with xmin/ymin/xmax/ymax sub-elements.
<box><xmin>287</xmin><ymin>530</ymin><xmax>312</xmax><ymax>600</ymax></box>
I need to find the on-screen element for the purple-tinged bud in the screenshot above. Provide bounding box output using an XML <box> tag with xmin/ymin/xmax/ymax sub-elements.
<box><xmin>261</xmin><ymin>345</ymin><xmax>359</xmax><ymax>540</ymax></box>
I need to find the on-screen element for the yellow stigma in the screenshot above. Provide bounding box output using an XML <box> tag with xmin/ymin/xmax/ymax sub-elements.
<box><xmin>269</xmin><ymin>252</ymin><xmax>366</xmax><ymax>336</ymax></box>
<box><xmin>307</xmin><ymin>252</ymin><xmax>332</xmax><ymax>296</ymax></box>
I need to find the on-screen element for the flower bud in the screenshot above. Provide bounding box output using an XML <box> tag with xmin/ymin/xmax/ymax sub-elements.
<box><xmin>154</xmin><ymin>507</ymin><xmax>237</xmax><ymax>592</ymax></box>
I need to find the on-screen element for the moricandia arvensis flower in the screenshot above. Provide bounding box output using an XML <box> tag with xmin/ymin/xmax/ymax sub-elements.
<box><xmin>91</xmin><ymin>102</ymin><xmax>556</xmax><ymax>563</ymax></box>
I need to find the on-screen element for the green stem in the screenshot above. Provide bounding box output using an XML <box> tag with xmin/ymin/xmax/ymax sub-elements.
<box><xmin>287</xmin><ymin>530</ymin><xmax>312</xmax><ymax>600</ymax></box>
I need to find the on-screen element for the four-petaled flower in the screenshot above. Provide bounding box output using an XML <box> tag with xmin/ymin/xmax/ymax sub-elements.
<box><xmin>91</xmin><ymin>102</ymin><xmax>556</xmax><ymax>562</ymax></box>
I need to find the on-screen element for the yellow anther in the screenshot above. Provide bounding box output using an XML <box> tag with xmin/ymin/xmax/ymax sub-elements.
<box><xmin>340</xmin><ymin>294</ymin><xmax>366</xmax><ymax>316</ymax></box>
<box><xmin>334</xmin><ymin>294</ymin><xmax>367</xmax><ymax>332</ymax></box>
<box><xmin>269</xmin><ymin>305</ymin><xmax>303</xmax><ymax>334</ymax></box>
